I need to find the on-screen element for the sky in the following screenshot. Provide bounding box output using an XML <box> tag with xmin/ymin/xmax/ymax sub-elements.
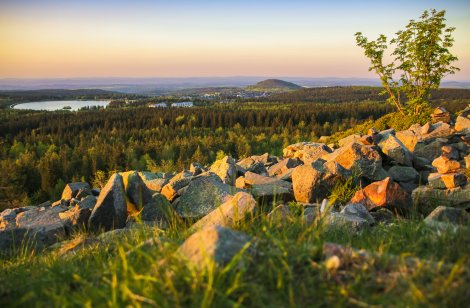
<box><xmin>1</xmin><ymin>0</ymin><xmax>469</xmax><ymax>79</ymax></box>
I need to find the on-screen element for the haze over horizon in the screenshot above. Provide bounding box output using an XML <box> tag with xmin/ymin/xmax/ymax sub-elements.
<box><xmin>1</xmin><ymin>0</ymin><xmax>470</xmax><ymax>80</ymax></box>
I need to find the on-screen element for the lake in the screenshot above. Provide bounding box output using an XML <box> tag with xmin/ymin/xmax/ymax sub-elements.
<box><xmin>12</xmin><ymin>100</ymin><xmax>110</xmax><ymax>111</ymax></box>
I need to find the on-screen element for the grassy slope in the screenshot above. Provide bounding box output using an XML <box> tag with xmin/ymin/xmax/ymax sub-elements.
<box><xmin>1</xmin><ymin>206</ymin><xmax>469</xmax><ymax>307</ymax></box>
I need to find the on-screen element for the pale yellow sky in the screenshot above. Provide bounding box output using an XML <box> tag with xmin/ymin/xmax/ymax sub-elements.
<box><xmin>1</xmin><ymin>1</ymin><xmax>469</xmax><ymax>79</ymax></box>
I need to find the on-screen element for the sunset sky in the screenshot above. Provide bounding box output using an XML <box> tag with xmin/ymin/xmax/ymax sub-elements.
<box><xmin>1</xmin><ymin>0</ymin><xmax>469</xmax><ymax>79</ymax></box>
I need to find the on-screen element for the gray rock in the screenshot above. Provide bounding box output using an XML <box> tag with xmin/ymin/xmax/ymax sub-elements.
<box><xmin>190</xmin><ymin>192</ymin><xmax>257</xmax><ymax>231</ymax></box>
<box><xmin>174</xmin><ymin>174</ymin><xmax>238</xmax><ymax>218</ymax></box>
<box><xmin>414</xmin><ymin>139</ymin><xmax>448</xmax><ymax>162</ymax></box>
<box><xmin>267</xmin><ymin>204</ymin><xmax>292</xmax><ymax>225</ymax></box>
<box><xmin>424</xmin><ymin>206</ymin><xmax>469</xmax><ymax>225</ymax></box>
<box><xmin>341</xmin><ymin>203</ymin><xmax>375</xmax><ymax>225</ymax></box>
<box><xmin>378</xmin><ymin>134</ymin><xmax>413</xmax><ymax>166</ymax></box>
<box><xmin>428</xmin><ymin>173</ymin><xmax>467</xmax><ymax>189</ymax></box>
<box><xmin>177</xmin><ymin>225</ymin><xmax>252</xmax><ymax>269</ymax></box>
<box><xmin>388</xmin><ymin>166</ymin><xmax>419</xmax><ymax>183</ymax></box>
<box><xmin>325</xmin><ymin>212</ymin><xmax>369</xmax><ymax>232</ymax></box>
<box><xmin>412</xmin><ymin>184</ymin><xmax>470</xmax><ymax>210</ymax></box>
<box><xmin>283</xmin><ymin>142</ymin><xmax>332</xmax><ymax>165</ymax></box>
<box><xmin>370</xmin><ymin>208</ymin><xmax>395</xmax><ymax>224</ymax></box>
<box><xmin>160</xmin><ymin>171</ymin><xmax>194</xmax><ymax>202</ymax></box>
<box><xmin>249</xmin><ymin>184</ymin><xmax>293</xmax><ymax>204</ymax></box>
<box><xmin>88</xmin><ymin>173</ymin><xmax>127</xmax><ymax>231</ymax></box>
<box><xmin>61</xmin><ymin>182</ymin><xmax>91</xmax><ymax>201</ymax></box>
<box><xmin>140</xmin><ymin>193</ymin><xmax>172</xmax><ymax>223</ymax></box>
<box><xmin>121</xmin><ymin>171</ymin><xmax>153</xmax><ymax>211</ymax></box>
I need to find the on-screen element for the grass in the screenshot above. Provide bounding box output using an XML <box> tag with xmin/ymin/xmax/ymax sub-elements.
<box><xmin>1</xmin><ymin>206</ymin><xmax>469</xmax><ymax>307</ymax></box>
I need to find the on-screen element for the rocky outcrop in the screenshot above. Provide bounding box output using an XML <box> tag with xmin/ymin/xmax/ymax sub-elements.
<box><xmin>88</xmin><ymin>173</ymin><xmax>127</xmax><ymax>231</ymax></box>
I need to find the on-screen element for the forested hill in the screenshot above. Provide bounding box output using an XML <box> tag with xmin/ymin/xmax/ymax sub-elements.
<box><xmin>266</xmin><ymin>86</ymin><xmax>470</xmax><ymax>103</ymax></box>
<box><xmin>247</xmin><ymin>79</ymin><xmax>302</xmax><ymax>91</ymax></box>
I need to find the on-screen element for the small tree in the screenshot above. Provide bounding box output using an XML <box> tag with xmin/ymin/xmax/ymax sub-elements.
<box><xmin>355</xmin><ymin>9</ymin><xmax>459</xmax><ymax>116</ymax></box>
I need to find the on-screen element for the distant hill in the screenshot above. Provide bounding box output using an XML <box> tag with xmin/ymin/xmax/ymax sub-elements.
<box><xmin>246</xmin><ymin>79</ymin><xmax>302</xmax><ymax>91</ymax></box>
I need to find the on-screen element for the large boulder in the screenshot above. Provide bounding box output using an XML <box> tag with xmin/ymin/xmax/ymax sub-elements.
<box><xmin>350</xmin><ymin>177</ymin><xmax>411</xmax><ymax>212</ymax></box>
<box><xmin>249</xmin><ymin>184</ymin><xmax>293</xmax><ymax>204</ymax></box>
<box><xmin>140</xmin><ymin>193</ymin><xmax>172</xmax><ymax>223</ymax></box>
<box><xmin>88</xmin><ymin>173</ymin><xmax>127</xmax><ymax>231</ymax></box>
<box><xmin>121</xmin><ymin>171</ymin><xmax>154</xmax><ymax>213</ymax></box>
<box><xmin>413</xmin><ymin>138</ymin><xmax>449</xmax><ymax>161</ymax></box>
<box><xmin>421</xmin><ymin>122</ymin><xmax>454</xmax><ymax>141</ymax></box>
<box><xmin>1</xmin><ymin>206</ymin><xmax>68</xmax><ymax>255</ymax></box>
<box><xmin>283</xmin><ymin>142</ymin><xmax>332</xmax><ymax>165</ymax></box>
<box><xmin>237</xmin><ymin>157</ymin><xmax>267</xmax><ymax>175</ymax></box>
<box><xmin>190</xmin><ymin>192</ymin><xmax>257</xmax><ymax>231</ymax></box>
<box><xmin>378</xmin><ymin>134</ymin><xmax>413</xmax><ymax>166</ymax></box>
<box><xmin>292</xmin><ymin>162</ymin><xmax>350</xmax><ymax>203</ymax></box>
<box><xmin>173</xmin><ymin>174</ymin><xmax>238</xmax><ymax>218</ymax></box>
<box><xmin>337</xmin><ymin>134</ymin><xmax>363</xmax><ymax>147</ymax></box>
<box><xmin>61</xmin><ymin>182</ymin><xmax>91</xmax><ymax>201</ymax></box>
<box><xmin>209</xmin><ymin>156</ymin><xmax>237</xmax><ymax>186</ymax></box>
<box><xmin>321</xmin><ymin>142</ymin><xmax>386</xmax><ymax>180</ymax></box>
<box><xmin>177</xmin><ymin>225</ymin><xmax>252</xmax><ymax>269</ymax></box>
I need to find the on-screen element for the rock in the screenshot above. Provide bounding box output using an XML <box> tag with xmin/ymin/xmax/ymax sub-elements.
<box><xmin>428</xmin><ymin>173</ymin><xmax>467</xmax><ymax>189</ymax></box>
<box><xmin>396</xmin><ymin>130</ymin><xmax>419</xmax><ymax>152</ymax></box>
<box><xmin>144</xmin><ymin>178</ymin><xmax>168</xmax><ymax>193</ymax></box>
<box><xmin>441</xmin><ymin>145</ymin><xmax>459</xmax><ymax>160</ymax></box>
<box><xmin>455</xmin><ymin>115</ymin><xmax>470</xmax><ymax>133</ymax></box>
<box><xmin>350</xmin><ymin>177</ymin><xmax>411</xmax><ymax>213</ymax></box>
<box><xmin>1</xmin><ymin>206</ymin><xmax>68</xmax><ymax>254</ymax></box>
<box><xmin>325</xmin><ymin>212</ymin><xmax>369</xmax><ymax>232</ymax></box>
<box><xmin>338</xmin><ymin>134</ymin><xmax>362</xmax><ymax>147</ymax></box>
<box><xmin>243</xmin><ymin>171</ymin><xmax>291</xmax><ymax>187</ymax></box>
<box><xmin>61</xmin><ymin>182</ymin><xmax>91</xmax><ymax>201</ymax></box>
<box><xmin>368</xmin><ymin>127</ymin><xmax>379</xmax><ymax>136</ymax></box>
<box><xmin>174</xmin><ymin>174</ymin><xmax>238</xmax><ymax>219</ymax></box>
<box><xmin>267</xmin><ymin>204</ymin><xmax>292</xmax><ymax>225</ymax></box>
<box><xmin>209</xmin><ymin>156</ymin><xmax>237</xmax><ymax>186</ymax></box>
<box><xmin>249</xmin><ymin>184</ymin><xmax>293</xmax><ymax>204</ymax></box>
<box><xmin>340</xmin><ymin>203</ymin><xmax>374</xmax><ymax>225</ymax></box>
<box><xmin>291</xmin><ymin>165</ymin><xmax>326</xmax><ymax>203</ymax></box>
<box><xmin>177</xmin><ymin>225</ymin><xmax>252</xmax><ymax>269</ymax></box>
<box><xmin>161</xmin><ymin>171</ymin><xmax>194</xmax><ymax>202</ymax></box>
<box><xmin>321</xmin><ymin>142</ymin><xmax>386</xmax><ymax>180</ymax></box>
<box><xmin>283</xmin><ymin>142</ymin><xmax>332</xmax><ymax>165</ymax></box>
<box><xmin>59</xmin><ymin>205</ymin><xmax>92</xmax><ymax>229</ymax></box>
<box><xmin>424</xmin><ymin>206</ymin><xmax>470</xmax><ymax>225</ymax></box>
<box><xmin>370</xmin><ymin>208</ymin><xmax>395</xmax><ymax>224</ymax></box>
<box><xmin>302</xmin><ymin>206</ymin><xmax>319</xmax><ymax>225</ymax></box>
<box><xmin>190</xmin><ymin>192</ymin><xmax>257</xmax><ymax>231</ymax></box>
<box><xmin>421</xmin><ymin>122</ymin><xmax>454</xmax><ymax>140</ymax></box>
<box><xmin>432</xmin><ymin>156</ymin><xmax>460</xmax><ymax>174</ymax></box>
<box><xmin>412</xmin><ymin>184</ymin><xmax>470</xmax><ymax>210</ymax></box>
<box><xmin>465</xmin><ymin>154</ymin><xmax>470</xmax><ymax>169</ymax></box>
<box><xmin>88</xmin><ymin>173</ymin><xmax>127</xmax><ymax>231</ymax></box>
<box><xmin>431</xmin><ymin>107</ymin><xmax>451</xmax><ymax>123</ymax></box>
<box><xmin>140</xmin><ymin>193</ymin><xmax>172</xmax><ymax>223</ymax></box>
<box><xmin>189</xmin><ymin>162</ymin><xmax>205</xmax><ymax>175</ymax></box>
<box><xmin>378</xmin><ymin>134</ymin><xmax>413</xmax><ymax>166</ymax></box>
<box><xmin>413</xmin><ymin>156</ymin><xmax>432</xmax><ymax>171</ymax></box>
<box><xmin>79</xmin><ymin>195</ymin><xmax>97</xmax><ymax>209</ymax></box>
<box><xmin>414</xmin><ymin>139</ymin><xmax>448</xmax><ymax>162</ymax></box>
<box><xmin>121</xmin><ymin>171</ymin><xmax>153</xmax><ymax>213</ymax></box>
<box><xmin>388</xmin><ymin>166</ymin><xmax>420</xmax><ymax>183</ymax></box>
<box><xmin>268</xmin><ymin>158</ymin><xmax>302</xmax><ymax>177</ymax></box>
<box><xmin>237</xmin><ymin>157</ymin><xmax>267</xmax><ymax>175</ymax></box>
<box><xmin>292</xmin><ymin>161</ymin><xmax>351</xmax><ymax>203</ymax></box>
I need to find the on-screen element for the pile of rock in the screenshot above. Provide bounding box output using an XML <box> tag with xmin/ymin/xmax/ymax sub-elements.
<box><xmin>2</xmin><ymin>106</ymin><xmax>470</xmax><ymax>259</ymax></box>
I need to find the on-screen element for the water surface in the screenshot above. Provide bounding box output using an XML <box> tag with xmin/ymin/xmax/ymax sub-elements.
<box><xmin>13</xmin><ymin>100</ymin><xmax>110</xmax><ymax>111</ymax></box>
